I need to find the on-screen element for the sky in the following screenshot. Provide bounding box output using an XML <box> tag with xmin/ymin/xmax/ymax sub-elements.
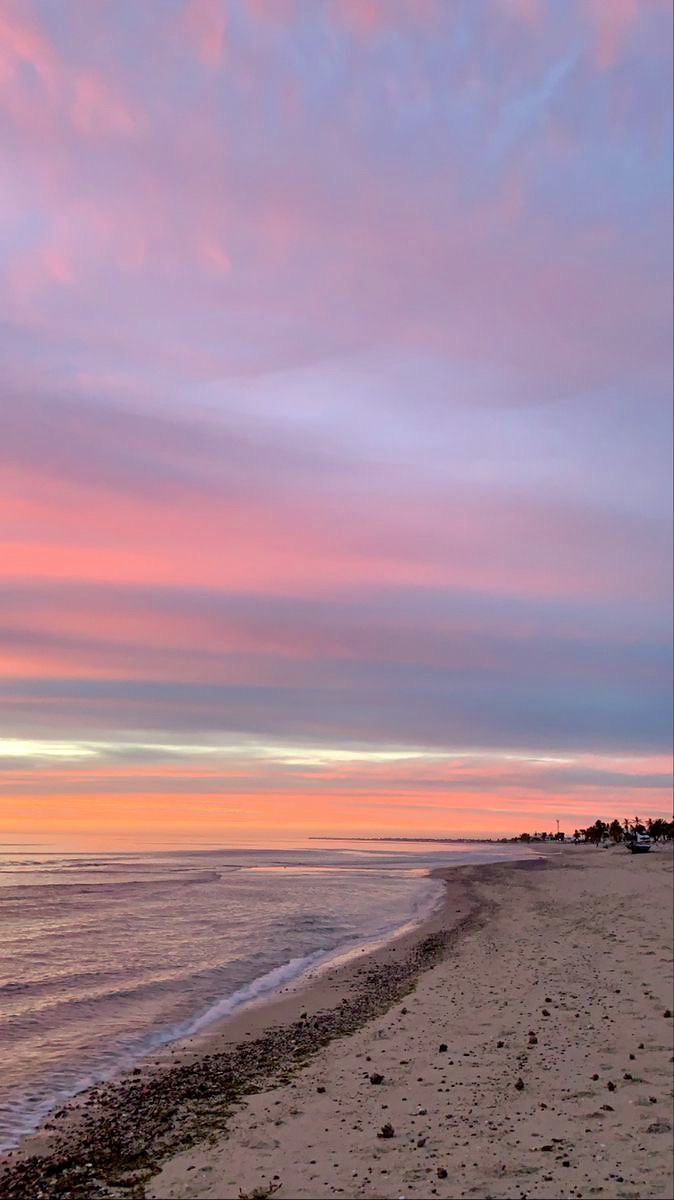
<box><xmin>1</xmin><ymin>0</ymin><xmax>672</xmax><ymax>845</ymax></box>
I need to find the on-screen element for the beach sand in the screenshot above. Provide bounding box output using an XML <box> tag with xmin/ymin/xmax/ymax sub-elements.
<box><xmin>2</xmin><ymin>846</ymin><xmax>672</xmax><ymax>1200</ymax></box>
<box><xmin>149</xmin><ymin>846</ymin><xmax>673</xmax><ymax>1200</ymax></box>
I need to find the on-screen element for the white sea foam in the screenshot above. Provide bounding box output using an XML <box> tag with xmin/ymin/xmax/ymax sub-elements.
<box><xmin>0</xmin><ymin>843</ymin><xmax>529</xmax><ymax>1150</ymax></box>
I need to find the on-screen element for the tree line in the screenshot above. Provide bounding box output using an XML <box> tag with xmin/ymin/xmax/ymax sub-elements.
<box><xmin>513</xmin><ymin>816</ymin><xmax>674</xmax><ymax>845</ymax></box>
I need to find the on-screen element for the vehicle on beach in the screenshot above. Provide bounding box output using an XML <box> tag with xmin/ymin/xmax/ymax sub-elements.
<box><xmin>626</xmin><ymin>831</ymin><xmax>652</xmax><ymax>853</ymax></box>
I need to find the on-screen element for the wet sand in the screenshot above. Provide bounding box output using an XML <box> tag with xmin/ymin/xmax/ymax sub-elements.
<box><xmin>2</xmin><ymin>847</ymin><xmax>672</xmax><ymax>1200</ymax></box>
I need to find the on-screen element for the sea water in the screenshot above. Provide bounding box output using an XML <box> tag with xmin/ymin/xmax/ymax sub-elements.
<box><xmin>0</xmin><ymin>841</ymin><xmax>528</xmax><ymax>1149</ymax></box>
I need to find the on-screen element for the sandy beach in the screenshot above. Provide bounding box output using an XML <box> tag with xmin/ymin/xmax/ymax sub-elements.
<box><xmin>2</xmin><ymin>846</ymin><xmax>672</xmax><ymax>1200</ymax></box>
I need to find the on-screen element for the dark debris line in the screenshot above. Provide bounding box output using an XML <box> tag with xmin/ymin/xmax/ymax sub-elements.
<box><xmin>0</xmin><ymin>874</ymin><xmax>500</xmax><ymax>1200</ymax></box>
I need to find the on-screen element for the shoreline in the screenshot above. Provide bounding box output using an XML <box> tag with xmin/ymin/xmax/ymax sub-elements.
<box><xmin>170</xmin><ymin>856</ymin><xmax>530</xmax><ymax>1066</ymax></box>
<box><xmin>0</xmin><ymin>848</ymin><xmax>527</xmax><ymax>1157</ymax></box>
<box><xmin>151</xmin><ymin>843</ymin><xmax>673</xmax><ymax>1200</ymax></box>
<box><xmin>172</xmin><ymin>867</ymin><xmax>448</xmax><ymax>1055</ymax></box>
<box><xmin>0</xmin><ymin>857</ymin><xmax>523</xmax><ymax>1199</ymax></box>
<box><xmin>148</xmin><ymin>848</ymin><xmax>539</xmax><ymax>1068</ymax></box>
<box><xmin>3</xmin><ymin>847</ymin><xmax>671</xmax><ymax>1200</ymax></box>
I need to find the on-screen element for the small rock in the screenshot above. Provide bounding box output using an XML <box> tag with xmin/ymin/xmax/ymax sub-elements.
<box><xmin>607</xmin><ymin>1081</ymin><xmax>616</xmax><ymax>1092</ymax></box>
<box><xmin>514</xmin><ymin>1077</ymin><xmax>525</xmax><ymax>1091</ymax></box>
<box><xmin>437</xmin><ymin>1167</ymin><xmax>448</xmax><ymax>1179</ymax></box>
<box><xmin>369</xmin><ymin>1073</ymin><xmax>384</xmax><ymax>1086</ymax></box>
<box><xmin>439</xmin><ymin>1044</ymin><xmax>448</xmax><ymax>1053</ymax></box>
<box><xmin>378</xmin><ymin>1122</ymin><xmax>395</xmax><ymax>1139</ymax></box>
<box><xmin>316</xmin><ymin>1086</ymin><xmax>326</xmax><ymax>1094</ymax></box>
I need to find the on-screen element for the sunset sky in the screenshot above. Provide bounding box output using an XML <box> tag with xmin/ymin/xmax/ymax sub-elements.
<box><xmin>1</xmin><ymin>0</ymin><xmax>672</xmax><ymax>845</ymax></box>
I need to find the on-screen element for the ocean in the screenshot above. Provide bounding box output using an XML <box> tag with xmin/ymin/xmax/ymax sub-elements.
<box><xmin>0</xmin><ymin>840</ymin><xmax>528</xmax><ymax>1150</ymax></box>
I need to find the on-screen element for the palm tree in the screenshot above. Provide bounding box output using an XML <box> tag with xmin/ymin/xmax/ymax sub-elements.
<box><xmin>609</xmin><ymin>819</ymin><xmax>623</xmax><ymax>843</ymax></box>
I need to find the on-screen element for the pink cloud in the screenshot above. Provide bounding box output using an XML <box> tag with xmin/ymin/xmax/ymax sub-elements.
<box><xmin>8</xmin><ymin>242</ymin><xmax>74</xmax><ymax>308</ymax></box>
<box><xmin>500</xmin><ymin>0</ymin><xmax>542</xmax><ymax>26</ymax></box>
<box><xmin>244</xmin><ymin>0</ymin><xmax>296</xmax><ymax>23</ymax></box>
<box><xmin>198</xmin><ymin>234</ymin><xmax>232</xmax><ymax>276</ymax></box>
<box><xmin>0</xmin><ymin>1</ymin><xmax>58</xmax><ymax>92</ymax></box>
<box><xmin>331</xmin><ymin>0</ymin><xmax>383</xmax><ymax>37</ymax></box>
<box><xmin>1</xmin><ymin>404</ymin><xmax>667</xmax><ymax>609</ymax></box>
<box><xmin>71</xmin><ymin>72</ymin><xmax>138</xmax><ymax>138</ymax></box>
<box><xmin>0</xmin><ymin>0</ymin><xmax>667</xmax><ymax>406</ymax></box>
<box><xmin>588</xmin><ymin>0</ymin><xmax>639</xmax><ymax>70</ymax></box>
<box><xmin>329</xmin><ymin>0</ymin><xmax>440</xmax><ymax>35</ymax></box>
<box><xmin>178</xmin><ymin>0</ymin><xmax>227</xmax><ymax>67</ymax></box>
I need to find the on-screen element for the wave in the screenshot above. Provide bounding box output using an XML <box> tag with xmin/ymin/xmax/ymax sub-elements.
<box><xmin>32</xmin><ymin>878</ymin><xmax>444</xmax><ymax>1047</ymax></box>
<box><xmin>0</xmin><ymin>949</ymin><xmax>336</xmax><ymax>1153</ymax></box>
<box><xmin>0</xmin><ymin>870</ymin><xmax>220</xmax><ymax>903</ymax></box>
<box><xmin>0</xmin><ymin>869</ymin><xmax>446</xmax><ymax>1152</ymax></box>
